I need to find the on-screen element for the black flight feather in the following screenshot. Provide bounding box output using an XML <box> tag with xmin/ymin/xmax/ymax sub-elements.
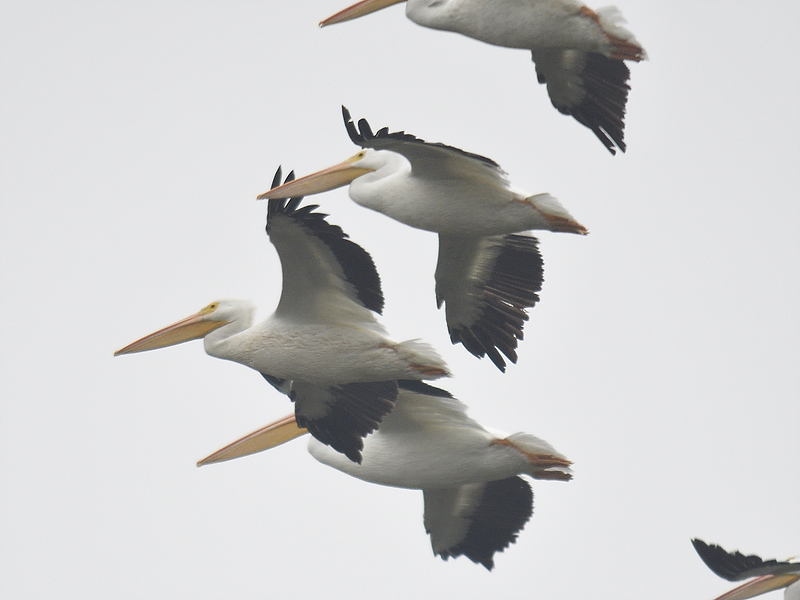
<box><xmin>293</xmin><ymin>381</ymin><xmax>399</xmax><ymax>464</ymax></box>
<box><xmin>692</xmin><ymin>539</ymin><xmax>789</xmax><ymax>582</ymax></box>
<box><xmin>341</xmin><ymin>106</ymin><xmax>501</xmax><ymax>170</ymax></box>
<box><xmin>446</xmin><ymin>234</ymin><xmax>544</xmax><ymax>372</ymax></box>
<box><xmin>436</xmin><ymin>476</ymin><xmax>534</xmax><ymax>571</ymax></box>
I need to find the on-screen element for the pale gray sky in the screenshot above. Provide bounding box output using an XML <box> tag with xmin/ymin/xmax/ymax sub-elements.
<box><xmin>1</xmin><ymin>1</ymin><xmax>798</xmax><ymax>598</ymax></box>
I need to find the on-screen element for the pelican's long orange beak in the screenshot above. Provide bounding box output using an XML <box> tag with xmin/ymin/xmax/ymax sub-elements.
<box><xmin>114</xmin><ymin>304</ymin><xmax>228</xmax><ymax>356</ymax></box>
<box><xmin>197</xmin><ymin>414</ymin><xmax>309</xmax><ymax>466</ymax></box>
<box><xmin>257</xmin><ymin>153</ymin><xmax>372</xmax><ymax>200</ymax></box>
<box><xmin>320</xmin><ymin>0</ymin><xmax>406</xmax><ymax>27</ymax></box>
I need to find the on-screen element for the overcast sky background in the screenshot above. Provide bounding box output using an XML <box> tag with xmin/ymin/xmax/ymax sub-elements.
<box><xmin>2</xmin><ymin>1</ymin><xmax>798</xmax><ymax>598</ymax></box>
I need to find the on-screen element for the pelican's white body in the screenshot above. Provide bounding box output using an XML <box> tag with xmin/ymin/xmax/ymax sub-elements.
<box><xmin>405</xmin><ymin>0</ymin><xmax>627</xmax><ymax>54</ymax></box>
<box><xmin>347</xmin><ymin>149</ymin><xmax>574</xmax><ymax>236</ymax></box>
<box><xmin>307</xmin><ymin>389</ymin><xmax>570</xmax><ymax>489</ymax></box>
<box><xmin>203</xmin><ymin>305</ymin><xmax>442</xmax><ymax>383</ymax></box>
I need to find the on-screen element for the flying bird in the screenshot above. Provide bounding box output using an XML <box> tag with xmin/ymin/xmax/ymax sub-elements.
<box><xmin>692</xmin><ymin>539</ymin><xmax>800</xmax><ymax>600</ymax></box>
<box><xmin>199</xmin><ymin>379</ymin><xmax>573</xmax><ymax>570</ymax></box>
<box><xmin>259</xmin><ymin>107</ymin><xmax>587</xmax><ymax>372</ymax></box>
<box><xmin>319</xmin><ymin>0</ymin><xmax>646</xmax><ymax>154</ymax></box>
<box><xmin>115</xmin><ymin>168</ymin><xmax>448</xmax><ymax>463</ymax></box>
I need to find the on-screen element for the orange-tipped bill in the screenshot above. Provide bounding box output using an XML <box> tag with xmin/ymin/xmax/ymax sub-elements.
<box><xmin>114</xmin><ymin>309</ymin><xmax>228</xmax><ymax>356</ymax></box>
<box><xmin>257</xmin><ymin>154</ymin><xmax>373</xmax><ymax>200</ymax></box>
<box><xmin>320</xmin><ymin>0</ymin><xmax>406</xmax><ymax>27</ymax></box>
<box><xmin>197</xmin><ymin>414</ymin><xmax>309</xmax><ymax>466</ymax></box>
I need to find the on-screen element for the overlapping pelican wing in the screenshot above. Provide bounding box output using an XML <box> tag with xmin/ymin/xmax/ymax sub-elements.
<box><xmin>424</xmin><ymin>476</ymin><xmax>534</xmax><ymax>570</ymax></box>
<box><xmin>257</xmin><ymin>374</ymin><xmax>398</xmax><ymax>464</ymax></box>
<box><xmin>693</xmin><ymin>539</ymin><xmax>800</xmax><ymax>600</ymax></box>
<box><xmin>532</xmin><ymin>50</ymin><xmax>631</xmax><ymax>154</ymax></box>
<box><xmin>435</xmin><ymin>233</ymin><xmax>543</xmax><ymax>372</ymax></box>
<box><xmin>266</xmin><ymin>167</ymin><xmax>384</xmax><ymax>321</ymax></box>
<box><xmin>289</xmin><ymin>380</ymin><xmax>399</xmax><ymax>464</ymax></box>
<box><xmin>693</xmin><ymin>539</ymin><xmax>800</xmax><ymax>581</ymax></box>
<box><xmin>342</xmin><ymin>106</ymin><xmax>508</xmax><ymax>184</ymax></box>
<box><xmin>262</xmin><ymin>169</ymin><xmax>397</xmax><ymax>463</ymax></box>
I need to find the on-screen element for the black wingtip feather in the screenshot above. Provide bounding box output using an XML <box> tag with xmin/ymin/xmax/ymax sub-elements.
<box><xmin>397</xmin><ymin>379</ymin><xmax>454</xmax><ymax>398</ymax></box>
<box><xmin>261</xmin><ymin>372</ymin><xmax>288</xmax><ymax>394</ymax></box>
<box><xmin>342</xmin><ymin>105</ymin><xmax>360</xmax><ymax>145</ymax></box>
<box><xmin>270</xmin><ymin>166</ymin><xmax>282</xmax><ymax>190</ymax></box>
<box><xmin>692</xmin><ymin>539</ymin><xmax>780</xmax><ymax>582</ymax></box>
<box><xmin>447</xmin><ymin>235</ymin><xmax>544</xmax><ymax>372</ymax></box>
<box><xmin>437</xmin><ymin>477</ymin><xmax>534</xmax><ymax>570</ymax></box>
<box><xmin>357</xmin><ymin>118</ymin><xmax>374</xmax><ymax>139</ymax></box>
<box><xmin>266</xmin><ymin>168</ymin><xmax>304</xmax><ymax>220</ymax></box>
<box><xmin>535</xmin><ymin>52</ymin><xmax>632</xmax><ymax>154</ymax></box>
<box><xmin>294</xmin><ymin>381</ymin><xmax>399</xmax><ymax>463</ymax></box>
<box><xmin>340</xmin><ymin>107</ymin><xmax>501</xmax><ymax>169</ymax></box>
<box><xmin>570</xmin><ymin>54</ymin><xmax>631</xmax><ymax>155</ymax></box>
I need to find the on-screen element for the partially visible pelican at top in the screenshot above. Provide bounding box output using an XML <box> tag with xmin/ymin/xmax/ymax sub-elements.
<box><xmin>259</xmin><ymin>107</ymin><xmax>587</xmax><ymax>372</ymax></box>
<box><xmin>319</xmin><ymin>0</ymin><xmax>646</xmax><ymax>154</ymax></box>
<box><xmin>693</xmin><ymin>539</ymin><xmax>800</xmax><ymax>600</ymax></box>
<box><xmin>115</xmin><ymin>168</ymin><xmax>448</xmax><ymax>463</ymax></box>
<box><xmin>199</xmin><ymin>380</ymin><xmax>573</xmax><ymax>570</ymax></box>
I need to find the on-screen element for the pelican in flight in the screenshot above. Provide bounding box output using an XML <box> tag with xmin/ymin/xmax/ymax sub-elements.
<box><xmin>259</xmin><ymin>107</ymin><xmax>586</xmax><ymax>372</ymax></box>
<box><xmin>693</xmin><ymin>539</ymin><xmax>800</xmax><ymax>600</ymax></box>
<box><xmin>199</xmin><ymin>380</ymin><xmax>573</xmax><ymax>570</ymax></box>
<box><xmin>320</xmin><ymin>0</ymin><xmax>646</xmax><ymax>154</ymax></box>
<box><xmin>115</xmin><ymin>169</ymin><xmax>448</xmax><ymax>463</ymax></box>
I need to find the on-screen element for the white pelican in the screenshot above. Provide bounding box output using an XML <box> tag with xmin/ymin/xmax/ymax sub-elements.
<box><xmin>320</xmin><ymin>0</ymin><xmax>646</xmax><ymax>154</ymax></box>
<box><xmin>693</xmin><ymin>539</ymin><xmax>800</xmax><ymax>600</ymax></box>
<box><xmin>115</xmin><ymin>169</ymin><xmax>448</xmax><ymax>463</ymax></box>
<box><xmin>199</xmin><ymin>379</ymin><xmax>573</xmax><ymax>569</ymax></box>
<box><xmin>258</xmin><ymin>107</ymin><xmax>586</xmax><ymax>372</ymax></box>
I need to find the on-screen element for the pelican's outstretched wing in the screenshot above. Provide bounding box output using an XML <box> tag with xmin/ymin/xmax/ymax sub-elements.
<box><xmin>530</xmin><ymin>7</ymin><xmax>645</xmax><ymax>155</ymax></box>
<box><xmin>692</xmin><ymin>539</ymin><xmax>800</xmax><ymax>600</ymax></box>
<box><xmin>262</xmin><ymin>169</ymin><xmax>394</xmax><ymax>463</ymax></box>
<box><xmin>435</xmin><ymin>234</ymin><xmax>544</xmax><ymax>372</ymax></box>
<box><xmin>265</xmin><ymin>167</ymin><xmax>384</xmax><ymax>322</ymax></box>
<box><xmin>532</xmin><ymin>50</ymin><xmax>631</xmax><ymax>154</ymax></box>
<box><xmin>342</xmin><ymin>106</ymin><xmax>509</xmax><ymax>185</ymax></box>
<box><xmin>289</xmin><ymin>380</ymin><xmax>398</xmax><ymax>464</ymax></box>
<box><xmin>423</xmin><ymin>476</ymin><xmax>534</xmax><ymax>570</ymax></box>
<box><xmin>692</xmin><ymin>539</ymin><xmax>800</xmax><ymax>581</ymax></box>
<box><xmin>256</xmin><ymin>374</ymin><xmax>399</xmax><ymax>464</ymax></box>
